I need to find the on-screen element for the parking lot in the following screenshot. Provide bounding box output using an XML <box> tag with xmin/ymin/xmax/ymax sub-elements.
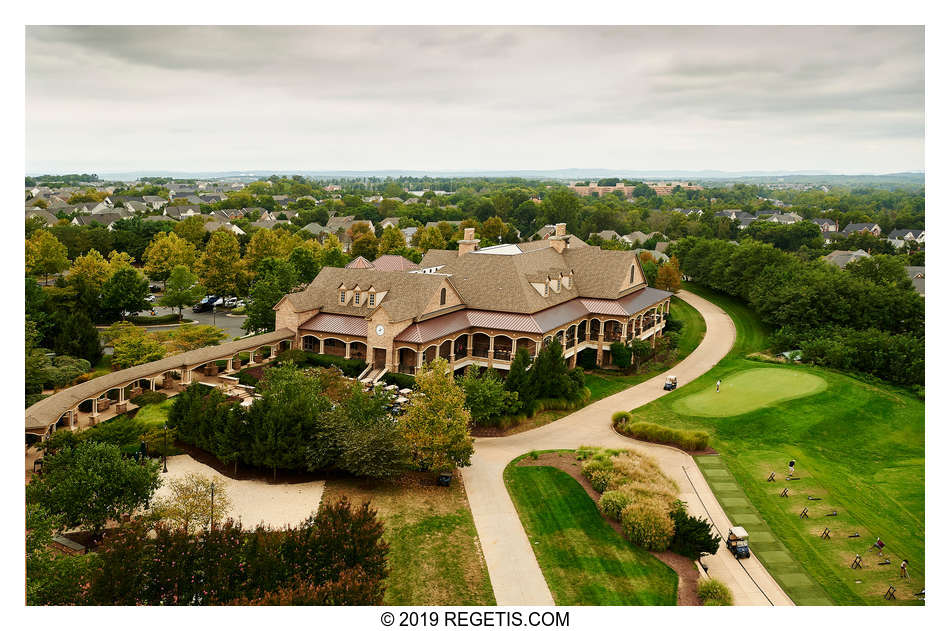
<box><xmin>134</xmin><ymin>301</ymin><xmax>249</xmax><ymax>340</ymax></box>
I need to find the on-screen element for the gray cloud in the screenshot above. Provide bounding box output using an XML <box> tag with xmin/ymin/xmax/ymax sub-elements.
<box><xmin>26</xmin><ymin>25</ymin><xmax>923</xmax><ymax>174</ymax></box>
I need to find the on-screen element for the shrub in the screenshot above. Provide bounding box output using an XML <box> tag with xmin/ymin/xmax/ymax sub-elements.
<box><xmin>598</xmin><ymin>490</ymin><xmax>632</xmax><ymax>521</ymax></box>
<box><xmin>618</xmin><ymin>421</ymin><xmax>710</xmax><ymax>451</ymax></box>
<box><xmin>306</xmin><ymin>353</ymin><xmax>367</xmax><ymax>377</ymax></box>
<box><xmin>611</xmin><ymin>410</ymin><xmax>632</xmax><ymax>424</ymax></box>
<box><xmin>382</xmin><ymin>372</ymin><xmax>415</xmax><ymax>389</ymax></box>
<box><xmin>128</xmin><ymin>313</ymin><xmax>181</xmax><ymax>325</ymax></box>
<box><xmin>620</xmin><ymin>500</ymin><xmax>675</xmax><ymax>551</ymax></box>
<box><xmin>236</xmin><ymin>369</ymin><xmax>260</xmax><ymax>387</ymax></box>
<box><xmin>697</xmin><ymin>578</ymin><xmax>733</xmax><ymax>606</ymax></box>
<box><xmin>140</xmin><ymin>426</ymin><xmax>178</xmax><ymax>457</ymax></box>
<box><xmin>130</xmin><ymin>390</ymin><xmax>167</xmax><ymax>407</ymax></box>
<box><xmin>669</xmin><ymin>500</ymin><xmax>720</xmax><ymax>560</ymax></box>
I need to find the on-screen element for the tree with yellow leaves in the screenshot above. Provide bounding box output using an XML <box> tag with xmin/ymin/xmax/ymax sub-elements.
<box><xmin>143</xmin><ymin>232</ymin><xmax>197</xmax><ymax>286</ymax></box>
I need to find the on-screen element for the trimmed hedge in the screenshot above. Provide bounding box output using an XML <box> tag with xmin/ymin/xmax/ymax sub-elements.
<box><xmin>615</xmin><ymin>419</ymin><xmax>710</xmax><ymax>451</ymax></box>
<box><xmin>381</xmin><ymin>372</ymin><xmax>415</xmax><ymax>389</ymax></box>
<box><xmin>275</xmin><ymin>350</ymin><xmax>367</xmax><ymax>377</ymax></box>
<box><xmin>130</xmin><ymin>391</ymin><xmax>168</xmax><ymax>407</ymax></box>
<box><xmin>697</xmin><ymin>578</ymin><xmax>733</xmax><ymax>606</ymax></box>
<box><xmin>128</xmin><ymin>314</ymin><xmax>182</xmax><ymax>325</ymax></box>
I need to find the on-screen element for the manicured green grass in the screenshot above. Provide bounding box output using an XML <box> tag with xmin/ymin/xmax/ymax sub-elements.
<box><xmin>134</xmin><ymin>399</ymin><xmax>174</xmax><ymax>428</ymax></box>
<box><xmin>582</xmin><ymin>295</ymin><xmax>706</xmax><ymax>403</ymax></box>
<box><xmin>672</xmin><ymin>367</ymin><xmax>827</xmax><ymax>417</ymax></box>
<box><xmin>625</xmin><ymin>283</ymin><xmax>925</xmax><ymax>605</ymax></box>
<box><xmin>321</xmin><ymin>475</ymin><xmax>495</xmax><ymax>606</ymax></box>
<box><xmin>504</xmin><ymin>458</ymin><xmax>678</xmax><ymax>605</ymax></box>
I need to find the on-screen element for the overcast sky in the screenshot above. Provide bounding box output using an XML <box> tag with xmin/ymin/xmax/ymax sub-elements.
<box><xmin>25</xmin><ymin>25</ymin><xmax>924</xmax><ymax>175</ymax></box>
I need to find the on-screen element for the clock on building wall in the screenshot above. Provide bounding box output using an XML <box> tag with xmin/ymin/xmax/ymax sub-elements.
<box><xmin>376</xmin><ymin>325</ymin><xmax>385</xmax><ymax>336</ymax></box>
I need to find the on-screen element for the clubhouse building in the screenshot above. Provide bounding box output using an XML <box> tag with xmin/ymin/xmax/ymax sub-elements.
<box><xmin>275</xmin><ymin>224</ymin><xmax>673</xmax><ymax>381</ymax></box>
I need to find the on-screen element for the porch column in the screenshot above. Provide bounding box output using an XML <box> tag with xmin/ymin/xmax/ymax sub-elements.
<box><xmin>345</xmin><ymin>342</ymin><xmax>351</xmax><ymax>359</ymax></box>
<box><xmin>488</xmin><ymin>336</ymin><xmax>495</xmax><ymax>368</ymax></box>
<box><xmin>226</xmin><ymin>358</ymin><xmax>233</xmax><ymax>372</ymax></box>
<box><xmin>621</xmin><ymin>321</ymin><xmax>628</xmax><ymax>340</ymax></box>
<box><xmin>449</xmin><ymin>352</ymin><xmax>456</xmax><ymax>372</ymax></box>
<box><xmin>596</xmin><ymin>332</ymin><xmax>605</xmax><ymax>365</ymax></box>
<box><xmin>319</xmin><ymin>339</ymin><xmax>325</xmax><ymax>355</ymax></box>
<box><xmin>417</xmin><ymin>350</ymin><xmax>424</xmax><ymax>372</ymax></box>
<box><xmin>118</xmin><ymin>386</ymin><xmax>126</xmax><ymax>403</ymax></box>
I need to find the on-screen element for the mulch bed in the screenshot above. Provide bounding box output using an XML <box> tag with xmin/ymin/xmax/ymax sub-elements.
<box><xmin>517</xmin><ymin>451</ymin><xmax>701</xmax><ymax>606</ymax></box>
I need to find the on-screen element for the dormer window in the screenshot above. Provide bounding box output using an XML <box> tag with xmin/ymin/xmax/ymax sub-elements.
<box><xmin>369</xmin><ymin>292</ymin><xmax>376</xmax><ymax>307</ymax></box>
<box><xmin>440</xmin><ymin>288</ymin><xmax>446</xmax><ymax>306</ymax></box>
<box><xmin>544</xmin><ymin>280</ymin><xmax>549</xmax><ymax>297</ymax></box>
<box><xmin>630</xmin><ymin>265</ymin><xmax>636</xmax><ymax>284</ymax></box>
<box><xmin>354</xmin><ymin>292</ymin><xmax>361</xmax><ymax>305</ymax></box>
<box><xmin>555</xmin><ymin>278</ymin><xmax>561</xmax><ymax>292</ymax></box>
<box><xmin>340</xmin><ymin>290</ymin><xmax>346</xmax><ymax>304</ymax></box>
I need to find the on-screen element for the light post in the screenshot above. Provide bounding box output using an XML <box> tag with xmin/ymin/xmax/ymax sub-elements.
<box><xmin>209</xmin><ymin>482</ymin><xmax>215</xmax><ymax>531</ymax></box>
<box><xmin>162</xmin><ymin>423</ymin><xmax>168</xmax><ymax>473</ymax></box>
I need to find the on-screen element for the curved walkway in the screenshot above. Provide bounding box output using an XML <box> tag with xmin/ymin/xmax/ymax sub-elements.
<box><xmin>461</xmin><ymin>289</ymin><xmax>793</xmax><ymax>606</ymax></box>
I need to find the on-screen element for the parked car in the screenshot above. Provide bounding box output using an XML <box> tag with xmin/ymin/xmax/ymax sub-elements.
<box><xmin>192</xmin><ymin>295</ymin><xmax>219</xmax><ymax>313</ymax></box>
<box><xmin>145</xmin><ymin>294</ymin><xmax>157</xmax><ymax>303</ymax></box>
<box><xmin>149</xmin><ymin>284</ymin><xmax>162</xmax><ymax>293</ymax></box>
<box><xmin>223</xmin><ymin>296</ymin><xmax>238</xmax><ymax>308</ymax></box>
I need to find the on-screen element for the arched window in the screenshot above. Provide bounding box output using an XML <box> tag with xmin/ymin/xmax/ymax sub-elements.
<box><xmin>440</xmin><ymin>288</ymin><xmax>446</xmax><ymax>306</ymax></box>
<box><xmin>630</xmin><ymin>265</ymin><xmax>636</xmax><ymax>283</ymax></box>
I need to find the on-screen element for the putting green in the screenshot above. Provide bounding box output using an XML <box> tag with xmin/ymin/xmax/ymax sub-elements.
<box><xmin>672</xmin><ymin>367</ymin><xmax>827</xmax><ymax>417</ymax></box>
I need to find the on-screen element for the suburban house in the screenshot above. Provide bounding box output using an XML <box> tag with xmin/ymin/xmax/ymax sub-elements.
<box><xmin>888</xmin><ymin>228</ymin><xmax>925</xmax><ymax>244</ymax></box>
<box><xmin>588</xmin><ymin>230</ymin><xmax>622</xmax><ymax>242</ymax></box>
<box><xmin>812</xmin><ymin>218</ymin><xmax>839</xmax><ymax>232</ymax></box>
<box><xmin>274</xmin><ymin>224</ymin><xmax>672</xmax><ymax>381</ymax></box>
<box><xmin>163</xmin><ymin>205</ymin><xmax>202</xmax><ymax>220</ymax></box>
<box><xmin>842</xmin><ymin>222</ymin><xmax>881</xmax><ymax>237</ymax></box>
<box><xmin>25</xmin><ymin>208</ymin><xmax>59</xmax><ymax>226</ymax></box>
<box><xmin>378</xmin><ymin>217</ymin><xmax>401</xmax><ymax>230</ymax></box>
<box><xmin>905</xmin><ymin>266</ymin><xmax>925</xmax><ymax>296</ymax></box>
<box><xmin>203</xmin><ymin>221</ymin><xmax>246</xmax><ymax>236</ymax></box>
<box><xmin>822</xmin><ymin>249</ymin><xmax>871</xmax><ymax>269</ymax></box>
<box><xmin>530</xmin><ymin>224</ymin><xmax>558</xmax><ymax>240</ymax></box>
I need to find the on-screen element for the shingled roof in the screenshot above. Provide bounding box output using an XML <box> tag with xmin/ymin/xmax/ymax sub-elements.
<box><xmin>281</xmin><ymin>267</ymin><xmax>450</xmax><ymax>322</ymax></box>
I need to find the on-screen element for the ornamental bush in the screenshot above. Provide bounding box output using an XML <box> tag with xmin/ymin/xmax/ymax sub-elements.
<box><xmin>618</xmin><ymin>420</ymin><xmax>710</xmax><ymax>451</ymax></box>
<box><xmin>697</xmin><ymin>578</ymin><xmax>733</xmax><ymax>606</ymax></box>
<box><xmin>598</xmin><ymin>490</ymin><xmax>632</xmax><ymax>521</ymax></box>
<box><xmin>611</xmin><ymin>411</ymin><xmax>632</xmax><ymax>424</ymax></box>
<box><xmin>620</xmin><ymin>499</ymin><xmax>675</xmax><ymax>551</ymax></box>
<box><xmin>130</xmin><ymin>390</ymin><xmax>167</xmax><ymax>407</ymax></box>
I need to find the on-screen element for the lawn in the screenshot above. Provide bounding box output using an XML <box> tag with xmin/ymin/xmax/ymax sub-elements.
<box><xmin>320</xmin><ymin>474</ymin><xmax>495</xmax><ymax>606</ymax></box>
<box><xmin>504</xmin><ymin>457</ymin><xmax>678</xmax><ymax>605</ymax></box>
<box><xmin>622</xmin><ymin>282</ymin><xmax>925</xmax><ymax>605</ymax></box>
<box><xmin>672</xmin><ymin>367</ymin><xmax>827</xmax><ymax>417</ymax></box>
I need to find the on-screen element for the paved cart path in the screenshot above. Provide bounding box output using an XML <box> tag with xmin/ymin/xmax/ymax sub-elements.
<box><xmin>461</xmin><ymin>289</ymin><xmax>794</xmax><ymax>606</ymax></box>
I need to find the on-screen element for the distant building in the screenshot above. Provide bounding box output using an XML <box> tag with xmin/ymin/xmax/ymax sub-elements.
<box><xmin>841</xmin><ymin>223</ymin><xmax>881</xmax><ymax>237</ymax></box>
<box><xmin>905</xmin><ymin>266</ymin><xmax>924</xmax><ymax>296</ymax></box>
<box><xmin>822</xmin><ymin>249</ymin><xmax>871</xmax><ymax>269</ymax></box>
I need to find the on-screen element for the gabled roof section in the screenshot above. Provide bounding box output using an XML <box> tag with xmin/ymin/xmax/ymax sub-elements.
<box><xmin>284</xmin><ymin>267</ymin><xmax>448</xmax><ymax>322</ymax></box>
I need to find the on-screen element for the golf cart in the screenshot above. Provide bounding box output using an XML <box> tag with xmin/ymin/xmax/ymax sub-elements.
<box><xmin>726</xmin><ymin>526</ymin><xmax>750</xmax><ymax>559</ymax></box>
<box><xmin>663</xmin><ymin>375</ymin><xmax>678</xmax><ymax>391</ymax></box>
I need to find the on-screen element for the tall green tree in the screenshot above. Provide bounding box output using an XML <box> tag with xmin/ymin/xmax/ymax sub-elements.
<box><xmin>51</xmin><ymin>310</ymin><xmax>102</xmax><ymax>364</ymax></box>
<box><xmin>160</xmin><ymin>265</ymin><xmax>206</xmax><ymax>320</ymax></box>
<box><xmin>198</xmin><ymin>229</ymin><xmax>243</xmax><ymax>296</ymax></box>
<box><xmin>26</xmin><ymin>442</ymin><xmax>161</xmax><ymax>537</ymax></box>
<box><xmin>101</xmin><ymin>267</ymin><xmax>149</xmax><ymax>320</ymax></box>
<box><xmin>505</xmin><ymin>347</ymin><xmax>537</xmax><ymax>411</ymax></box>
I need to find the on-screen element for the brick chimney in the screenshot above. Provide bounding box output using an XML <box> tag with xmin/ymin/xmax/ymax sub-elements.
<box><xmin>458</xmin><ymin>227</ymin><xmax>480</xmax><ymax>255</ymax></box>
<box><xmin>549</xmin><ymin>223</ymin><xmax>569</xmax><ymax>253</ymax></box>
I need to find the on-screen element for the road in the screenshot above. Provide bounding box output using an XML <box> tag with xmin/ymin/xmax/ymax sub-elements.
<box><xmin>461</xmin><ymin>289</ymin><xmax>794</xmax><ymax>606</ymax></box>
<box><xmin>132</xmin><ymin>303</ymin><xmax>249</xmax><ymax>339</ymax></box>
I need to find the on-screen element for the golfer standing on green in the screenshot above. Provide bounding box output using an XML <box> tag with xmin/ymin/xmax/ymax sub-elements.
<box><xmin>716</xmin><ymin>379</ymin><xmax>721</xmax><ymax>393</ymax></box>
